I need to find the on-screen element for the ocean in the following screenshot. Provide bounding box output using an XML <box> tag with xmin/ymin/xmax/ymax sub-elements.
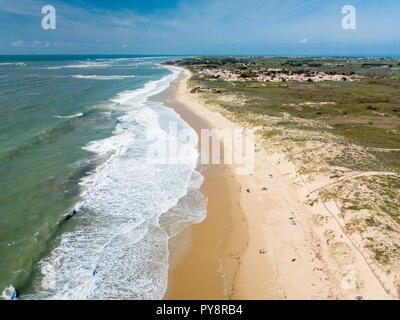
<box><xmin>0</xmin><ymin>55</ymin><xmax>207</xmax><ymax>299</ymax></box>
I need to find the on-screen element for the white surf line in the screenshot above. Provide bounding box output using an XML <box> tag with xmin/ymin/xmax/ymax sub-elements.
<box><xmin>71</xmin><ymin>75</ymin><xmax>135</xmax><ymax>80</ymax></box>
<box><xmin>53</xmin><ymin>113</ymin><xmax>83</xmax><ymax>119</ymax></box>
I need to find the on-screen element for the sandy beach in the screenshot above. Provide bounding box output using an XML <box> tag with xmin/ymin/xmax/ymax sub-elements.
<box><xmin>162</xmin><ymin>68</ymin><xmax>394</xmax><ymax>300</ymax></box>
<box><xmin>158</xmin><ymin>73</ymin><xmax>251</xmax><ymax>299</ymax></box>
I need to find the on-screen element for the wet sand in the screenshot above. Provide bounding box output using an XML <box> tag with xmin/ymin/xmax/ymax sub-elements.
<box><xmin>156</xmin><ymin>73</ymin><xmax>249</xmax><ymax>299</ymax></box>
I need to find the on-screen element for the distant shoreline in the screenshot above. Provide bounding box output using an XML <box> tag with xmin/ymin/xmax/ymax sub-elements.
<box><xmin>2</xmin><ymin>54</ymin><xmax>400</xmax><ymax>58</ymax></box>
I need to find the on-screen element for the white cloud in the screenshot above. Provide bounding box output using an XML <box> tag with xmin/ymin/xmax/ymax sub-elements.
<box><xmin>11</xmin><ymin>40</ymin><xmax>24</xmax><ymax>47</ymax></box>
<box><xmin>33</xmin><ymin>40</ymin><xmax>51</xmax><ymax>47</ymax></box>
<box><xmin>121</xmin><ymin>43</ymin><xmax>128</xmax><ymax>48</ymax></box>
<box><xmin>299</xmin><ymin>38</ymin><xmax>309</xmax><ymax>44</ymax></box>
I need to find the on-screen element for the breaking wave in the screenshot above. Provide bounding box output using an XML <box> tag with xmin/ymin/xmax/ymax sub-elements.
<box><xmin>71</xmin><ymin>75</ymin><xmax>135</xmax><ymax>80</ymax></box>
<box><xmin>24</xmin><ymin>66</ymin><xmax>207</xmax><ymax>300</ymax></box>
<box><xmin>53</xmin><ymin>113</ymin><xmax>84</xmax><ymax>119</ymax></box>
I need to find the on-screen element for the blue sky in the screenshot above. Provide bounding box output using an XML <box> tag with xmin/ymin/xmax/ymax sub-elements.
<box><xmin>1</xmin><ymin>0</ymin><xmax>399</xmax><ymax>55</ymax></box>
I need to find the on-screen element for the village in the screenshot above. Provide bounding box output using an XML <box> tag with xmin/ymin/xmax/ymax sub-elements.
<box><xmin>199</xmin><ymin>67</ymin><xmax>362</xmax><ymax>83</ymax></box>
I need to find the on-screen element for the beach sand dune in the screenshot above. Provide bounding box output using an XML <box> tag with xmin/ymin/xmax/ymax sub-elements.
<box><xmin>163</xmin><ymin>68</ymin><xmax>393</xmax><ymax>300</ymax></box>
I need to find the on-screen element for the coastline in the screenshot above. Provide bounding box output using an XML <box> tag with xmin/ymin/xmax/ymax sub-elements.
<box><xmin>161</xmin><ymin>67</ymin><xmax>393</xmax><ymax>300</ymax></box>
<box><xmin>157</xmin><ymin>72</ymin><xmax>250</xmax><ymax>299</ymax></box>
<box><xmin>159</xmin><ymin>69</ymin><xmax>278</xmax><ymax>299</ymax></box>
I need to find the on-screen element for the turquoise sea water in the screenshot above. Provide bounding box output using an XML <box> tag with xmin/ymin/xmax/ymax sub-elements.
<box><xmin>0</xmin><ymin>55</ymin><xmax>206</xmax><ymax>299</ymax></box>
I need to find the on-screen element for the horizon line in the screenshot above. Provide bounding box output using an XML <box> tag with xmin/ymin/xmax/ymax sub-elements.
<box><xmin>1</xmin><ymin>54</ymin><xmax>400</xmax><ymax>58</ymax></box>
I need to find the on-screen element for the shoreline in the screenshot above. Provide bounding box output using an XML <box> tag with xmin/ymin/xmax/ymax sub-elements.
<box><xmin>159</xmin><ymin>70</ymin><xmax>278</xmax><ymax>299</ymax></box>
<box><xmin>158</xmin><ymin>72</ymin><xmax>250</xmax><ymax>299</ymax></box>
<box><xmin>161</xmin><ymin>67</ymin><xmax>393</xmax><ymax>300</ymax></box>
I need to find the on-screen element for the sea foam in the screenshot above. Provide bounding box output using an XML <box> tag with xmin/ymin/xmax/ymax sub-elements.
<box><xmin>71</xmin><ymin>75</ymin><xmax>135</xmax><ymax>80</ymax></box>
<box><xmin>53</xmin><ymin>113</ymin><xmax>84</xmax><ymax>119</ymax></box>
<box><xmin>25</xmin><ymin>66</ymin><xmax>207</xmax><ymax>300</ymax></box>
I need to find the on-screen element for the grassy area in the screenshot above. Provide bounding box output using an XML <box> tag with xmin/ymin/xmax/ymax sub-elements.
<box><xmin>167</xmin><ymin>56</ymin><xmax>400</xmax><ymax>282</ymax></box>
<box><xmin>191</xmin><ymin>76</ymin><xmax>400</xmax><ymax>149</ymax></box>
<box><xmin>316</xmin><ymin>175</ymin><xmax>400</xmax><ymax>268</ymax></box>
<box><xmin>170</xmin><ymin>57</ymin><xmax>400</xmax><ymax>169</ymax></box>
